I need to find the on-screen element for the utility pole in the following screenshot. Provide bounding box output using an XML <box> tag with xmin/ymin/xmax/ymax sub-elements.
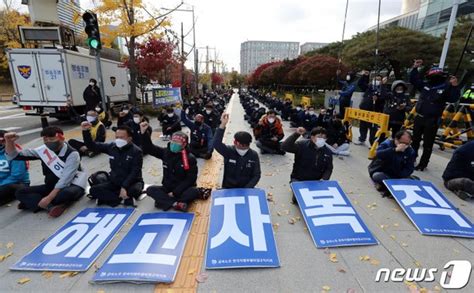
<box><xmin>206</xmin><ymin>45</ymin><xmax>210</xmax><ymax>74</ymax></box>
<box><xmin>192</xmin><ymin>6</ymin><xmax>198</xmax><ymax>96</ymax></box>
<box><xmin>374</xmin><ymin>0</ymin><xmax>381</xmax><ymax>73</ymax></box>
<box><xmin>439</xmin><ymin>0</ymin><xmax>461</xmax><ymax>69</ymax></box>
<box><xmin>181</xmin><ymin>22</ymin><xmax>185</xmax><ymax>97</ymax></box>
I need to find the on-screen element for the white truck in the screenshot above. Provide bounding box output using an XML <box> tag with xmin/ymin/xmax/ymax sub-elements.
<box><xmin>7</xmin><ymin>48</ymin><xmax>130</xmax><ymax>119</ymax></box>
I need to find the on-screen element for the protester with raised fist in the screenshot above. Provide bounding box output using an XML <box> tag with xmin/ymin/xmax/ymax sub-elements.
<box><xmin>140</xmin><ymin>121</ymin><xmax>204</xmax><ymax>212</ymax></box>
<box><xmin>213</xmin><ymin>113</ymin><xmax>261</xmax><ymax>188</ymax></box>
<box><xmin>180</xmin><ymin>110</ymin><xmax>214</xmax><ymax>160</ymax></box>
<box><xmin>409</xmin><ymin>59</ymin><xmax>460</xmax><ymax>171</ymax></box>
<box><xmin>282</xmin><ymin>126</ymin><xmax>333</xmax><ymax>203</ymax></box>
<box><xmin>68</xmin><ymin>110</ymin><xmax>106</xmax><ymax>157</ymax></box>
<box><xmin>0</xmin><ymin>130</ymin><xmax>30</xmax><ymax>206</ymax></box>
<box><xmin>4</xmin><ymin>127</ymin><xmax>85</xmax><ymax>217</ymax></box>
<box><xmin>82</xmin><ymin>122</ymin><xmax>143</xmax><ymax>207</ymax></box>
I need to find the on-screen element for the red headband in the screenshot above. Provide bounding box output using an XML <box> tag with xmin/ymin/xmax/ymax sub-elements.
<box><xmin>171</xmin><ymin>134</ymin><xmax>187</xmax><ymax>146</ymax></box>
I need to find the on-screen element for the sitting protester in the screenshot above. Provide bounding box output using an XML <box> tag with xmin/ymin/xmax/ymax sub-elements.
<box><xmin>95</xmin><ymin>104</ymin><xmax>112</xmax><ymax>129</ymax></box>
<box><xmin>117</xmin><ymin>104</ymin><xmax>133</xmax><ymax>127</ymax></box>
<box><xmin>180</xmin><ymin>111</ymin><xmax>214</xmax><ymax>160</ymax></box>
<box><xmin>254</xmin><ymin>110</ymin><xmax>285</xmax><ymax>155</ymax></box>
<box><xmin>4</xmin><ymin>127</ymin><xmax>86</xmax><ymax>217</ymax></box>
<box><xmin>302</xmin><ymin>106</ymin><xmax>318</xmax><ymax>133</ymax></box>
<box><xmin>290</xmin><ymin>104</ymin><xmax>305</xmax><ymax>128</ymax></box>
<box><xmin>282</xmin><ymin>127</ymin><xmax>333</xmax><ymax>203</ymax></box>
<box><xmin>325</xmin><ymin>118</ymin><xmax>350</xmax><ymax>156</ymax></box>
<box><xmin>158</xmin><ymin>106</ymin><xmax>181</xmax><ymax>140</ymax></box>
<box><xmin>442</xmin><ymin>140</ymin><xmax>474</xmax><ymax>200</ymax></box>
<box><xmin>69</xmin><ymin>110</ymin><xmax>106</xmax><ymax>157</ymax></box>
<box><xmin>141</xmin><ymin>122</ymin><xmax>203</xmax><ymax>211</ymax></box>
<box><xmin>82</xmin><ymin>123</ymin><xmax>144</xmax><ymax>207</ymax></box>
<box><xmin>368</xmin><ymin>130</ymin><xmax>416</xmax><ymax>197</ymax></box>
<box><xmin>0</xmin><ymin>130</ymin><xmax>30</xmax><ymax>206</ymax></box>
<box><xmin>214</xmin><ymin>113</ymin><xmax>261</xmax><ymax>188</ymax></box>
<box><xmin>126</xmin><ymin>110</ymin><xmax>152</xmax><ymax>152</ymax></box>
<box><xmin>202</xmin><ymin>103</ymin><xmax>220</xmax><ymax>133</ymax></box>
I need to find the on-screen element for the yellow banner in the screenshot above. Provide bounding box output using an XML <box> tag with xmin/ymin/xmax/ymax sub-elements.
<box><xmin>301</xmin><ymin>96</ymin><xmax>312</xmax><ymax>107</ymax></box>
<box><xmin>284</xmin><ymin>93</ymin><xmax>293</xmax><ymax>101</ymax></box>
<box><xmin>344</xmin><ymin>108</ymin><xmax>389</xmax><ymax>128</ymax></box>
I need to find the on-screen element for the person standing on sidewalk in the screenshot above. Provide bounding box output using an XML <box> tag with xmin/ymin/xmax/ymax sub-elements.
<box><xmin>140</xmin><ymin>122</ymin><xmax>204</xmax><ymax>211</ymax></box>
<box><xmin>0</xmin><ymin>130</ymin><xmax>30</xmax><ymax>206</ymax></box>
<box><xmin>4</xmin><ymin>127</ymin><xmax>86</xmax><ymax>217</ymax></box>
<box><xmin>82</xmin><ymin>123</ymin><xmax>144</xmax><ymax>207</ymax></box>
<box><xmin>409</xmin><ymin>59</ymin><xmax>460</xmax><ymax>171</ymax></box>
<box><xmin>282</xmin><ymin>126</ymin><xmax>333</xmax><ymax>203</ymax></box>
<box><xmin>83</xmin><ymin>78</ymin><xmax>102</xmax><ymax>111</ymax></box>
<box><xmin>213</xmin><ymin>113</ymin><xmax>261</xmax><ymax>188</ymax></box>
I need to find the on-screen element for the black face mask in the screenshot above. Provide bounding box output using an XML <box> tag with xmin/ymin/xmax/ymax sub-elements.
<box><xmin>45</xmin><ymin>141</ymin><xmax>61</xmax><ymax>152</ymax></box>
<box><xmin>428</xmin><ymin>75</ymin><xmax>445</xmax><ymax>86</ymax></box>
<box><xmin>195</xmin><ymin>121</ymin><xmax>202</xmax><ymax>127</ymax></box>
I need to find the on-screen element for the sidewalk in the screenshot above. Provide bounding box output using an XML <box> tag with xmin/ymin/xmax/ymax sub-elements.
<box><xmin>0</xmin><ymin>95</ymin><xmax>472</xmax><ymax>293</ymax></box>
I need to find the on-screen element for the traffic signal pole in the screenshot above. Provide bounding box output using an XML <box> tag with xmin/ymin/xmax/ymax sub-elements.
<box><xmin>94</xmin><ymin>49</ymin><xmax>107</xmax><ymax>112</ymax></box>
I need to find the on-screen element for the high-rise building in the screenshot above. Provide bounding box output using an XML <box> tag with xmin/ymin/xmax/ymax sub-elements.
<box><xmin>300</xmin><ymin>42</ymin><xmax>329</xmax><ymax>55</ymax></box>
<box><xmin>367</xmin><ymin>0</ymin><xmax>473</xmax><ymax>37</ymax></box>
<box><xmin>240</xmin><ymin>41</ymin><xmax>299</xmax><ymax>75</ymax></box>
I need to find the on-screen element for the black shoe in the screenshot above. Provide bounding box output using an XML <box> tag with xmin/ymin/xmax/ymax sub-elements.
<box><xmin>456</xmin><ymin>190</ymin><xmax>473</xmax><ymax>201</ymax></box>
<box><xmin>382</xmin><ymin>190</ymin><xmax>393</xmax><ymax>198</ymax></box>
<box><xmin>374</xmin><ymin>183</ymin><xmax>385</xmax><ymax>192</ymax></box>
<box><xmin>415</xmin><ymin>164</ymin><xmax>427</xmax><ymax>171</ymax></box>
<box><xmin>198</xmin><ymin>187</ymin><xmax>212</xmax><ymax>200</ymax></box>
<box><xmin>291</xmin><ymin>195</ymin><xmax>298</xmax><ymax>205</ymax></box>
<box><xmin>123</xmin><ymin>198</ymin><xmax>136</xmax><ymax>207</ymax></box>
<box><xmin>17</xmin><ymin>202</ymin><xmax>27</xmax><ymax>210</ymax></box>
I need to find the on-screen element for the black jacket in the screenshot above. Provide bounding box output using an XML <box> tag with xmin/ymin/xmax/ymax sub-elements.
<box><xmin>125</xmin><ymin>120</ymin><xmax>152</xmax><ymax>149</ymax></box>
<box><xmin>358</xmin><ymin>75</ymin><xmax>387</xmax><ymax>112</ymax></box>
<box><xmin>141</xmin><ymin>132</ymin><xmax>198</xmax><ymax>195</ymax></box>
<box><xmin>159</xmin><ymin>113</ymin><xmax>181</xmax><ymax>130</ymax></box>
<box><xmin>384</xmin><ymin>92</ymin><xmax>412</xmax><ymax>124</ymax></box>
<box><xmin>83</xmin><ymin>130</ymin><xmax>143</xmax><ymax>188</ymax></box>
<box><xmin>202</xmin><ymin>111</ymin><xmax>220</xmax><ymax>129</ymax></box>
<box><xmin>326</xmin><ymin>121</ymin><xmax>349</xmax><ymax>146</ymax></box>
<box><xmin>410</xmin><ymin>68</ymin><xmax>460</xmax><ymax>118</ymax></box>
<box><xmin>282</xmin><ymin>132</ymin><xmax>333</xmax><ymax>181</ymax></box>
<box><xmin>442</xmin><ymin>140</ymin><xmax>474</xmax><ymax>181</ymax></box>
<box><xmin>213</xmin><ymin>127</ymin><xmax>261</xmax><ymax>188</ymax></box>
<box><xmin>83</xmin><ymin>85</ymin><xmax>101</xmax><ymax>110</ymax></box>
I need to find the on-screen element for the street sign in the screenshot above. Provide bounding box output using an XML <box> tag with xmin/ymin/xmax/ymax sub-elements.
<box><xmin>152</xmin><ymin>87</ymin><xmax>182</xmax><ymax>108</ymax></box>
<box><xmin>206</xmin><ymin>188</ymin><xmax>280</xmax><ymax>269</ymax></box>
<box><xmin>291</xmin><ymin>181</ymin><xmax>378</xmax><ymax>248</ymax></box>
<box><xmin>92</xmin><ymin>212</ymin><xmax>194</xmax><ymax>283</ymax></box>
<box><xmin>11</xmin><ymin>208</ymin><xmax>133</xmax><ymax>272</ymax></box>
<box><xmin>384</xmin><ymin>179</ymin><xmax>474</xmax><ymax>238</ymax></box>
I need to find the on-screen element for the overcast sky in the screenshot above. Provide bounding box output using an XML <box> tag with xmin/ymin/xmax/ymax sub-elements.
<box><xmin>13</xmin><ymin>0</ymin><xmax>403</xmax><ymax>73</ymax></box>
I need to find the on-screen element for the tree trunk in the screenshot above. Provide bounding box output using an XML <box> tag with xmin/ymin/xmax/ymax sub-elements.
<box><xmin>128</xmin><ymin>36</ymin><xmax>137</xmax><ymax>104</ymax></box>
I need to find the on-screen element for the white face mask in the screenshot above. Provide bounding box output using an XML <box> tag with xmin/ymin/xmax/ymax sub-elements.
<box><xmin>296</xmin><ymin>107</ymin><xmax>302</xmax><ymax>111</ymax></box>
<box><xmin>115</xmin><ymin>138</ymin><xmax>128</xmax><ymax>148</ymax></box>
<box><xmin>315</xmin><ymin>137</ymin><xmax>326</xmax><ymax>148</ymax></box>
<box><xmin>309</xmin><ymin>111</ymin><xmax>315</xmax><ymax>116</ymax></box>
<box><xmin>373</xmin><ymin>80</ymin><xmax>381</xmax><ymax>86</ymax></box>
<box><xmin>122</xmin><ymin>110</ymin><xmax>129</xmax><ymax>114</ymax></box>
<box><xmin>95</xmin><ymin>107</ymin><xmax>101</xmax><ymax>112</ymax></box>
<box><xmin>167</xmin><ymin>113</ymin><xmax>174</xmax><ymax>117</ymax></box>
<box><xmin>268</xmin><ymin>118</ymin><xmax>275</xmax><ymax>124</ymax></box>
<box><xmin>395</xmin><ymin>90</ymin><xmax>404</xmax><ymax>94</ymax></box>
<box><xmin>86</xmin><ymin>115</ymin><xmax>96</xmax><ymax>123</ymax></box>
<box><xmin>236</xmin><ymin>148</ymin><xmax>249</xmax><ymax>156</ymax></box>
<box><xmin>205</xmin><ymin>110</ymin><xmax>212</xmax><ymax>114</ymax></box>
<box><xmin>89</xmin><ymin>82</ymin><xmax>95</xmax><ymax>86</ymax></box>
<box><xmin>346</xmin><ymin>75</ymin><xmax>351</xmax><ymax>81</ymax></box>
<box><xmin>133</xmin><ymin>117</ymin><xmax>141</xmax><ymax>124</ymax></box>
<box><xmin>191</xmin><ymin>101</ymin><xmax>195</xmax><ymax>105</ymax></box>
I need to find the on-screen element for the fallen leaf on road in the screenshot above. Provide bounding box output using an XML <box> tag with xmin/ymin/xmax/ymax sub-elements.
<box><xmin>369</xmin><ymin>259</ymin><xmax>380</xmax><ymax>266</ymax></box>
<box><xmin>41</xmin><ymin>271</ymin><xmax>53</xmax><ymax>279</ymax></box>
<box><xmin>414</xmin><ymin>261</ymin><xmax>421</xmax><ymax>268</ymax></box>
<box><xmin>0</xmin><ymin>251</ymin><xmax>13</xmax><ymax>262</ymax></box>
<box><xmin>322</xmin><ymin>285</ymin><xmax>331</xmax><ymax>291</ymax></box>
<box><xmin>6</xmin><ymin>242</ymin><xmax>14</xmax><ymax>249</ymax></box>
<box><xmin>288</xmin><ymin>218</ymin><xmax>296</xmax><ymax>224</ymax></box>
<box><xmin>392</xmin><ymin>208</ymin><xmax>400</xmax><ymax>212</ymax></box>
<box><xmin>273</xmin><ymin>223</ymin><xmax>280</xmax><ymax>230</ymax></box>
<box><xmin>380</xmin><ymin>224</ymin><xmax>387</xmax><ymax>229</ymax></box>
<box><xmin>276</xmin><ymin>211</ymin><xmax>282</xmax><ymax>216</ymax></box>
<box><xmin>359</xmin><ymin>255</ymin><xmax>371</xmax><ymax>261</ymax></box>
<box><xmin>59</xmin><ymin>272</ymin><xmax>78</xmax><ymax>278</ymax></box>
<box><xmin>329</xmin><ymin>253</ymin><xmax>338</xmax><ymax>263</ymax></box>
<box><xmin>187</xmin><ymin>268</ymin><xmax>196</xmax><ymax>275</ymax></box>
<box><xmin>97</xmin><ymin>290</ymin><xmax>105</xmax><ymax>293</ymax></box>
<box><xmin>401</xmin><ymin>242</ymin><xmax>408</xmax><ymax>247</ymax></box>
<box><xmin>393</xmin><ymin>223</ymin><xmax>400</xmax><ymax>227</ymax></box>
<box><xmin>196</xmin><ymin>273</ymin><xmax>208</xmax><ymax>283</ymax></box>
<box><xmin>17</xmin><ymin>277</ymin><xmax>31</xmax><ymax>284</ymax></box>
<box><xmin>338</xmin><ymin>268</ymin><xmax>347</xmax><ymax>273</ymax></box>
<box><xmin>390</xmin><ymin>235</ymin><xmax>396</xmax><ymax>240</ymax></box>
<box><xmin>295</xmin><ymin>216</ymin><xmax>301</xmax><ymax>221</ymax></box>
